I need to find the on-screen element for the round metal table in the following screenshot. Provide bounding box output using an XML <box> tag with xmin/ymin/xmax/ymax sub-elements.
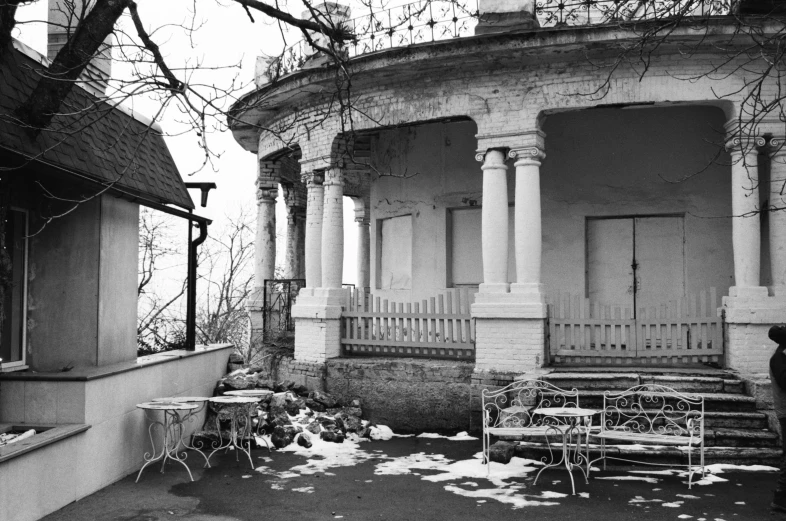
<box><xmin>152</xmin><ymin>396</ymin><xmax>212</xmax><ymax>467</ymax></box>
<box><xmin>531</xmin><ymin>406</ymin><xmax>598</xmax><ymax>495</ymax></box>
<box><xmin>135</xmin><ymin>401</ymin><xmax>199</xmax><ymax>483</ymax></box>
<box><xmin>207</xmin><ymin>396</ymin><xmax>260</xmax><ymax>468</ymax></box>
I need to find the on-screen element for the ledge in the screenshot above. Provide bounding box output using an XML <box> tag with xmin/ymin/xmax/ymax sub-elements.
<box><xmin>0</xmin><ymin>343</ymin><xmax>233</xmax><ymax>382</ymax></box>
<box><xmin>0</xmin><ymin>423</ymin><xmax>90</xmax><ymax>464</ymax></box>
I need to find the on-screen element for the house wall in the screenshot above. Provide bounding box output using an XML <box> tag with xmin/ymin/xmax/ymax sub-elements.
<box><xmin>0</xmin><ymin>345</ymin><xmax>232</xmax><ymax>521</ymax></box>
<box><xmin>27</xmin><ymin>195</ymin><xmax>139</xmax><ymax>371</ymax></box>
<box><xmin>370</xmin><ymin>105</ymin><xmax>735</xmax><ymax>305</ymax></box>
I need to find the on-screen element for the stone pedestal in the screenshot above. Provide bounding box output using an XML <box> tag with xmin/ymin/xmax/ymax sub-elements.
<box><xmin>292</xmin><ymin>288</ymin><xmax>345</xmax><ymax>363</ymax></box>
<box><xmin>723</xmin><ymin>290</ymin><xmax>786</xmax><ymax>373</ymax></box>
<box><xmin>471</xmin><ymin>294</ymin><xmax>547</xmax><ymax>373</ymax></box>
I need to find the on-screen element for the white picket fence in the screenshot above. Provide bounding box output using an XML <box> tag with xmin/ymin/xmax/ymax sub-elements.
<box><xmin>340</xmin><ymin>288</ymin><xmax>476</xmax><ymax>360</ymax></box>
<box><xmin>548</xmin><ymin>288</ymin><xmax>723</xmax><ymax>366</ymax></box>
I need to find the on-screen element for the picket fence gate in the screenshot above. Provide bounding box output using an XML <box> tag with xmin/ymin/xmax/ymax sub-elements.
<box><xmin>340</xmin><ymin>288</ymin><xmax>476</xmax><ymax>360</ymax></box>
<box><xmin>548</xmin><ymin>288</ymin><xmax>723</xmax><ymax>366</ymax></box>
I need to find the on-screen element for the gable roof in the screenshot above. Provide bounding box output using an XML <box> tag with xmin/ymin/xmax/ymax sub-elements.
<box><xmin>0</xmin><ymin>41</ymin><xmax>194</xmax><ymax>210</ymax></box>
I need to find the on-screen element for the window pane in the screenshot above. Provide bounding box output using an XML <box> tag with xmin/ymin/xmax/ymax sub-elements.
<box><xmin>378</xmin><ymin>215</ymin><xmax>412</xmax><ymax>289</ymax></box>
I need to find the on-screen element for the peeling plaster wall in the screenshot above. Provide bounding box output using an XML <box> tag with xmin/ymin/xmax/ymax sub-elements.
<box><xmin>370</xmin><ymin>106</ymin><xmax>734</xmax><ymax>304</ymax></box>
<box><xmin>541</xmin><ymin>105</ymin><xmax>734</xmax><ymax>300</ymax></box>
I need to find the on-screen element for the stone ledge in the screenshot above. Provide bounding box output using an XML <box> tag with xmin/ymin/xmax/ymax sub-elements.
<box><xmin>0</xmin><ymin>423</ymin><xmax>90</xmax><ymax>464</ymax></box>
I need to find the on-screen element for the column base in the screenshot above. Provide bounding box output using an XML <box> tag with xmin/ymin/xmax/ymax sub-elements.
<box><xmin>472</xmin><ymin>292</ymin><xmax>547</xmax><ymax>319</ymax></box>
<box><xmin>473</xmin><ymin>317</ymin><xmax>546</xmax><ymax>373</ymax></box>
<box><xmin>723</xmin><ymin>291</ymin><xmax>786</xmax><ymax>373</ymax></box>
<box><xmin>509</xmin><ymin>283</ymin><xmax>545</xmax><ymax>303</ymax></box>
<box><xmin>478</xmin><ymin>282</ymin><xmax>510</xmax><ymax>294</ymax></box>
<box><xmin>292</xmin><ymin>289</ymin><xmax>345</xmax><ymax>363</ymax></box>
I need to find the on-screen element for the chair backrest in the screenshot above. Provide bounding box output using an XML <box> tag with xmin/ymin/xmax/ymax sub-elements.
<box><xmin>482</xmin><ymin>379</ymin><xmax>579</xmax><ymax>429</ymax></box>
<box><xmin>601</xmin><ymin>384</ymin><xmax>704</xmax><ymax>436</ymax></box>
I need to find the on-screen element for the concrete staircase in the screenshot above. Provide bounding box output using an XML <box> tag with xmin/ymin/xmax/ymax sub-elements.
<box><xmin>508</xmin><ymin>369</ymin><xmax>782</xmax><ymax>466</ymax></box>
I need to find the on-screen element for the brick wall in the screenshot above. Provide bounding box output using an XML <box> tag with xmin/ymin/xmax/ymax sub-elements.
<box><xmin>474</xmin><ymin>318</ymin><xmax>546</xmax><ymax>373</ymax></box>
<box><xmin>726</xmin><ymin>323</ymin><xmax>775</xmax><ymax>374</ymax></box>
<box><xmin>293</xmin><ymin>316</ymin><xmax>341</xmax><ymax>363</ymax></box>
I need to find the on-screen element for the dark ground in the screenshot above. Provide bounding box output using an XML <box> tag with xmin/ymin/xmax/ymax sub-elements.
<box><xmin>43</xmin><ymin>436</ymin><xmax>779</xmax><ymax>521</ymax></box>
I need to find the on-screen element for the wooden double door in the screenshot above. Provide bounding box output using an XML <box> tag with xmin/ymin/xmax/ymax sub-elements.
<box><xmin>587</xmin><ymin>215</ymin><xmax>685</xmax><ymax>315</ymax></box>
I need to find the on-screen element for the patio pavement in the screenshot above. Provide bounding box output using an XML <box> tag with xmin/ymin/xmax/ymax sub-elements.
<box><xmin>43</xmin><ymin>434</ymin><xmax>782</xmax><ymax>521</ymax></box>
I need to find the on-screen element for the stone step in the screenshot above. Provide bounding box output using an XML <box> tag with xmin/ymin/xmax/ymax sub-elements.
<box><xmin>499</xmin><ymin>426</ymin><xmax>779</xmax><ymax>448</ymax></box>
<box><xmin>541</xmin><ymin>372</ymin><xmax>744</xmax><ymax>394</ymax></box>
<box><xmin>512</xmin><ymin>441</ymin><xmax>782</xmax><ymax>466</ymax></box>
<box><xmin>576</xmin><ymin>391</ymin><xmax>758</xmax><ymax>412</ymax></box>
<box><xmin>589</xmin><ymin>409</ymin><xmax>768</xmax><ymax>430</ymax></box>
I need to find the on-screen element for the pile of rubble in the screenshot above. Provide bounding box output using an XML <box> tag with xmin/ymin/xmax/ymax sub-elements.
<box><xmin>198</xmin><ymin>363</ymin><xmax>373</xmax><ymax>451</ymax></box>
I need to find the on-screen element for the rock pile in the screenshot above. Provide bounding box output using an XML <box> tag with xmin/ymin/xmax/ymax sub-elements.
<box><xmin>198</xmin><ymin>362</ymin><xmax>372</xmax><ymax>451</ymax></box>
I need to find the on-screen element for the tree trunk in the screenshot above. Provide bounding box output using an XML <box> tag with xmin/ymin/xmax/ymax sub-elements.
<box><xmin>15</xmin><ymin>0</ymin><xmax>129</xmax><ymax>133</ymax></box>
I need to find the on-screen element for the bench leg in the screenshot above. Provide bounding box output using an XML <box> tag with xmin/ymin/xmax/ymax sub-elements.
<box><xmin>687</xmin><ymin>446</ymin><xmax>693</xmax><ymax>489</ymax></box>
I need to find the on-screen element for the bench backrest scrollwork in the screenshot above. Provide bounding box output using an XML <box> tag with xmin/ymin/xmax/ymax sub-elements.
<box><xmin>482</xmin><ymin>379</ymin><xmax>579</xmax><ymax>429</ymax></box>
<box><xmin>601</xmin><ymin>384</ymin><xmax>704</xmax><ymax>438</ymax></box>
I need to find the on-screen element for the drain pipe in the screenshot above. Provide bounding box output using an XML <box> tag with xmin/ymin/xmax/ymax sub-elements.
<box><xmin>186</xmin><ymin>219</ymin><xmax>209</xmax><ymax>350</ymax></box>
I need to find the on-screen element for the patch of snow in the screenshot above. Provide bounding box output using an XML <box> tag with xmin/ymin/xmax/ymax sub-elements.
<box><xmin>678</xmin><ymin>515</ymin><xmax>693</xmax><ymax>519</ymax></box>
<box><xmin>416</xmin><ymin>431</ymin><xmax>478</xmax><ymax>441</ymax></box>
<box><xmin>676</xmin><ymin>494</ymin><xmax>700</xmax><ymax>499</ymax></box>
<box><xmin>704</xmin><ymin>464</ymin><xmax>777</xmax><ymax>473</ymax></box>
<box><xmin>241</xmin><ymin>475</ymin><xmax>252</xmax><ymax>479</ymax></box>
<box><xmin>663</xmin><ymin>501</ymin><xmax>684</xmax><ymax>508</ymax></box>
<box><xmin>629</xmin><ymin>470</ymin><xmax>679</xmax><ymax>476</ymax></box>
<box><xmin>461</xmin><ymin>481</ymin><xmax>479</xmax><ymax>487</ymax></box>
<box><xmin>477</xmin><ymin>500</ymin><xmax>486</xmax><ymax>503</ymax></box>
<box><xmin>629</xmin><ymin>496</ymin><xmax>663</xmax><ymax>504</ymax></box>
<box><xmin>579</xmin><ymin>492</ymin><xmax>590</xmax><ymax>498</ymax></box>
<box><xmin>292</xmin><ymin>487</ymin><xmax>314</xmax><ymax>493</ymax></box>
<box><xmin>597</xmin><ymin>476</ymin><xmax>660</xmax><ymax>483</ymax></box>
<box><xmin>734</xmin><ymin>501</ymin><xmax>745</xmax><ymax>505</ymax></box>
<box><xmin>443</xmin><ymin>485</ymin><xmax>561</xmax><ymax>508</ymax></box>
<box><xmin>270</xmin><ymin>482</ymin><xmax>285</xmax><ymax>490</ymax></box>
<box><xmin>369</xmin><ymin>425</ymin><xmax>396</xmax><ymax>440</ymax></box>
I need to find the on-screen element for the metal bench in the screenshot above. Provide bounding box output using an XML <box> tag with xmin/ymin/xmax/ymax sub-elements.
<box><xmin>481</xmin><ymin>379</ymin><xmax>584</xmax><ymax>474</ymax></box>
<box><xmin>590</xmin><ymin>384</ymin><xmax>705</xmax><ymax>488</ymax></box>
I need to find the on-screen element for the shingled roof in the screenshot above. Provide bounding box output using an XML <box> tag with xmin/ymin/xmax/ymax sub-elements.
<box><xmin>0</xmin><ymin>41</ymin><xmax>194</xmax><ymax>210</ymax></box>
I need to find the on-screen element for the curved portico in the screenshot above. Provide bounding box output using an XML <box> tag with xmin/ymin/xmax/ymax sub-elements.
<box><xmin>231</xmin><ymin>9</ymin><xmax>786</xmax><ymax>376</ymax></box>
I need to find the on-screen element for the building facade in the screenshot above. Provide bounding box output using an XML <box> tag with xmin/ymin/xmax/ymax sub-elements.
<box><xmin>231</xmin><ymin>0</ymin><xmax>786</xmax><ymax>381</ymax></box>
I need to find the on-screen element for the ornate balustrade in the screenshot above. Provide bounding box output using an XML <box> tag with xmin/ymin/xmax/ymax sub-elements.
<box><xmin>270</xmin><ymin>0</ymin><xmax>731</xmax><ymax>77</ymax></box>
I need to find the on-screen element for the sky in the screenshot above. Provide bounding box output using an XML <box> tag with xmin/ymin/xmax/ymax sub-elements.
<box><xmin>13</xmin><ymin>0</ymin><xmax>360</xmax><ymax>285</ymax></box>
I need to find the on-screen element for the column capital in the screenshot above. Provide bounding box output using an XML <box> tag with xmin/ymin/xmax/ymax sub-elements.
<box><xmin>724</xmin><ymin>120</ymin><xmax>765</xmax><ymax>153</ymax></box>
<box><xmin>509</xmin><ymin>146</ymin><xmax>546</xmax><ymax>165</ymax></box>
<box><xmin>765</xmin><ymin>136</ymin><xmax>786</xmax><ymax>156</ymax></box>
<box><xmin>354</xmin><ymin>217</ymin><xmax>371</xmax><ymax>225</ymax></box>
<box><xmin>301</xmin><ymin>171</ymin><xmax>325</xmax><ymax>186</ymax></box>
<box><xmin>476</xmin><ymin>148</ymin><xmax>507</xmax><ymax>168</ymax></box>
<box><xmin>256</xmin><ymin>186</ymin><xmax>278</xmax><ymax>203</ymax></box>
<box><xmin>323</xmin><ymin>168</ymin><xmax>344</xmax><ymax>187</ymax></box>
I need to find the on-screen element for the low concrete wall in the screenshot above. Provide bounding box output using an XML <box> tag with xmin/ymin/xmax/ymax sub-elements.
<box><xmin>0</xmin><ymin>345</ymin><xmax>232</xmax><ymax>521</ymax></box>
<box><xmin>268</xmin><ymin>354</ymin><xmax>475</xmax><ymax>433</ymax></box>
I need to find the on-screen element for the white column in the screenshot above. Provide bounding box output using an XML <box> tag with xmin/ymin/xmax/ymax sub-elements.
<box><xmin>353</xmin><ymin>198</ymin><xmax>371</xmax><ymax>291</ymax></box>
<box><xmin>303</xmin><ymin>172</ymin><xmax>324</xmax><ymax>288</ymax></box>
<box><xmin>769</xmin><ymin>136</ymin><xmax>786</xmax><ymax>294</ymax></box>
<box><xmin>477</xmin><ymin>149</ymin><xmax>509</xmax><ymax>293</ymax></box>
<box><xmin>284</xmin><ymin>207</ymin><xmax>298</xmax><ymax>279</ymax></box>
<box><xmin>727</xmin><ymin>134</ymin><xmax>765</xmax><ymax>291</ymax></box>
<box><xmin>509</xmin><ymin>145</ymin><xmax>545</xmax><ymax>301</ymax></box>
<box><xmin>254</xmin><ymin>186</ymin><xmax>277</xmax><ymax>291</ymax></box>
<box><xmin>321</xmin><ymin>167</ymin><xmax>344</xmax><ymax>289</ymax></box>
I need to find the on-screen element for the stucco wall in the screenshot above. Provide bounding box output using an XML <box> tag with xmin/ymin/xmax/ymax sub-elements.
<box><xmin>28</xmin><ymin>195</ymin><xmax>139</xmax><ymax>371</ymax></box>
<box><xmin>370</xmin><ymin>106</ymin><xmax>735</xmax><ymax>305</ymax></box>
<box><xmin>0</xmin><ymin>345</ymin><xmax>232</xmax><ymax>521</ymax></box>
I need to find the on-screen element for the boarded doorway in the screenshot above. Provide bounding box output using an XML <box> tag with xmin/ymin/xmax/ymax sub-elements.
<box><xmin>587</xmin><ymin>215</ymin><xmax>685</xmax><ymax>315</ymax></box>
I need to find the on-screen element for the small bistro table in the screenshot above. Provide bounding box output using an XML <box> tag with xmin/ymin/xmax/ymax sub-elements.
<box><xmin>207</xmin><ymin>396</ymin><xmax>260</xmax><ymax>469</ymax></box>
<box><xmin>152</xmin><ymin>396</ymin><xmax>212</xmax><ymax>468</ymax></box>
<box><xmin>135</xmin><ymin>401</ymin><xmax>199</xmax><ymax>483</ymax></box>
<box><xmin>223</xmin><ymin>389</ymin><xmax>274</xmax><ymax>449</ymax></box>
<box><xmin>531</xmin><ymin>407</ymin><xmax>598</xmax><ymax>495</ymax></box>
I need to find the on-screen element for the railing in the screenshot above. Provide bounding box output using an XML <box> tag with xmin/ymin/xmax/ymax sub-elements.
<box><xmin>548</xmin><ymin>288</ymin><xmax>723</xmax><ymax>365</ymax></box>
<box><xmin>271</xmin><ymin>0</ymin><xmax>731</xmax><ymax>76</ymax></box>
<box><xmin>340</xmin><ymin>287</ymin><xmax>475</xmax><ymax>359</ymax></box>
<box><xmin>536</xmin><ymin>0</ymin><xmax>730</xmax><ymax>27</ymax></box>
<box><xmin>263</xmin><ymin>279</ymin><xmax>306</xmax><ymax>338</ymax></box>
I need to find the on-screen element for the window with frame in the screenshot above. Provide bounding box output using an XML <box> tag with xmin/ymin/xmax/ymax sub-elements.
<box><xmin>1</xmin><ymin>208</ymin><xmax>27</xmax><ymax>371</ymax></box>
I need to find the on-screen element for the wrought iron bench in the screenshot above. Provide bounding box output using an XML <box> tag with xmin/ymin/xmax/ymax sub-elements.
<box><xmin>589</xmin><ymin>384</ymin><xmax>705</xmax><ymax>488</ymax></box>
<box><xmin>481</xmin><ymin>379</ymin><xmax>585</xmax><ymax>474</ymax></box>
